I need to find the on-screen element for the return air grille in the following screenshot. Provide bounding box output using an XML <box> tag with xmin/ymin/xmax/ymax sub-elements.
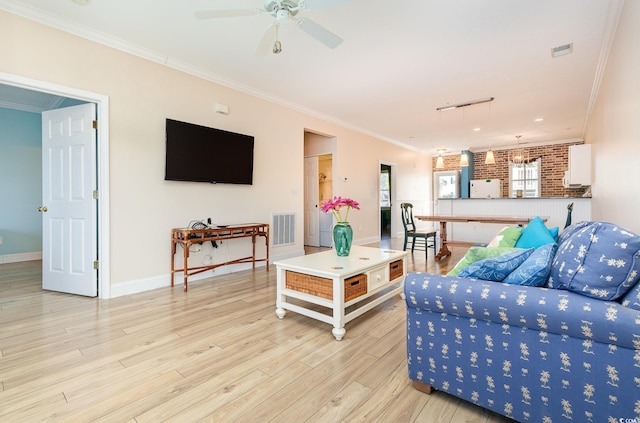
<box><xmin>272</xmin><ymin>213</ymin><xmax>295</xmax><ymax>246</ymax></box>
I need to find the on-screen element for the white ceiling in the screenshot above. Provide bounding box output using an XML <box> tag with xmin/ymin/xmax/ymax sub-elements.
<box><xmin>0</xmin><ymin>0</ymin><xmax>622</xmax><ymax>155</ymax></box>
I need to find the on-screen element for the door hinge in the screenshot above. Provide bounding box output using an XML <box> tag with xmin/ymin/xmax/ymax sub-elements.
<box><xmin>93</xmin><ymin>260</ymin><xmax>99</xmax><ymax>270</ymax></box>
<box><xmin>93</xmin><ymin>190</ymin><xmax>99</xmax><ymax>200</ymax></box>
<box><xmin>92</xmin><ymin>120</ymin><xmax>98</xmax><ymax>129</ymax></box>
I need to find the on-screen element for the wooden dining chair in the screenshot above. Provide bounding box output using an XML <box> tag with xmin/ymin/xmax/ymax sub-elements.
<box><xmin>400</xmin><ymin>203</ymin><xmax>437</xmax><ymax>258</ymax></box>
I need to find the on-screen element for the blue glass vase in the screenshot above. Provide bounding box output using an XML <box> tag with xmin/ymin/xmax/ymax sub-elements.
<box><xmin>333</xmin><ymin>222</ymin><xmax>353</xmax><ymax>256</ymax></box>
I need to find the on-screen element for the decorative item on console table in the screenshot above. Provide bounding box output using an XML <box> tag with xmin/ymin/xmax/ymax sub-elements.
<box><xmin>332</xmin><ymin>222</ymin><xmax>353</xmax><ymax>256</ymax></box>
<box><xmin>320</xmin><ymin>196</ymin><xmax>360</xmax><ymax>256</ymax></box>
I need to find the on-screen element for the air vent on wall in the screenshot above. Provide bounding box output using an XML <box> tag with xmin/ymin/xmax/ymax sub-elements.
<box><xmin>551</xmin><ymin>43</ymin><xmax>573</xmax><ymax>58</ymax></box>
<box><xmin>272</xmin><ymin>213</ymin><xmax>296</xmax><ymax>246</ymax></box>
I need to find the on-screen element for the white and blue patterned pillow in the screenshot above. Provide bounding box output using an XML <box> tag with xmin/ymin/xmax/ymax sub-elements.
<box><xmin>548</xmin><ymin>221</ymin><xmax>640</xmax><ymax>300</ymax></box>
<box><xmin>503</xmin><ymin>243</ymin><xmax>557</xmax><ymax>286</ymax></box>
<box><xmin>457</xmin><ymin>248</ymin><xmax>534</xmax><ymax>281</ymax></box>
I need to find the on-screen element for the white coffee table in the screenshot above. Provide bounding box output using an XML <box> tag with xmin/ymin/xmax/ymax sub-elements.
<box><xmin>275</xmin><ymin>246</ymin><xmax>408</xmax><ymax>340</ymax></box>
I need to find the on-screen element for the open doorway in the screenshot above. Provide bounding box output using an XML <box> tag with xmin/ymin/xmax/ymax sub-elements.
<box><xmin>380</xmin><ymin>163</ymin><xmax>392</xmax><ymax>241</ymax></box>
<box><xmin>0</xmin><ymin>74</ymin><xmax>110</xmax><ymax>298</ymax></box>
<box><xmin>303</xmin><ymin>131</ymin><xmax>336</xmax><ymax>248</ymax></box>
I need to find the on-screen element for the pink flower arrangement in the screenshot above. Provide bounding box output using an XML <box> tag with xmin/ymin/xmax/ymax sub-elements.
<box><xmin>320</xmin><ymin>196</ymin><xmax>360</xmax><ymax>223</ymax></box>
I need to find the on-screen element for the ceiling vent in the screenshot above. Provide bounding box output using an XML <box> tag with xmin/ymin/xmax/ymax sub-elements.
<box><xmin>551</xmin><ymin>43</ymin><xmax>573</xmax><ymax>58</ymax></box>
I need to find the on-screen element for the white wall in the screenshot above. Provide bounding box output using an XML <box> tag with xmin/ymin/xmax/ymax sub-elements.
<box><xmin>585</xmin><ymin>0</ymin><xmax>640</xmax><ymax>234</ymax></box>
<box><xmin>0</xmin><ymin>107</ymin><xmax>42</xmax><ymax>262</ymax></box>
<box><xmin>0</xmin><ymin>11</ymin><xmax>430</xmax><ymax>293</ymax></box>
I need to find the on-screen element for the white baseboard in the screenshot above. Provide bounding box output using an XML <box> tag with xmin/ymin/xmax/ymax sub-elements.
<box><xmin>0</xmin><ymin>251</ymin><xmax>42</xmax><ymax>264</ymax></box>
<box><xmin>109</xmin><ymin>249</ymin><xmax>305</xmax><ymax>298</ymax></box>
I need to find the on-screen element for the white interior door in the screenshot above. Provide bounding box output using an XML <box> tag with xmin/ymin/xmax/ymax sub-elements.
<box><xmin>304</xmin><ymin>156</ymin><xmax>320</xmax><ymax>246</ymax></box>
<box><xmin>41</xmin><ymin>103</ymin><xmax>97</xmax><ymax>296</ymax></box>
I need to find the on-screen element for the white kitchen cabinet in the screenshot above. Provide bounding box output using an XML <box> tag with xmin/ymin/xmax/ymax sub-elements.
<box><xmin>563</xmin><ymin>144</ymin><xmax>591</xmax><ymax>187</ymax></box>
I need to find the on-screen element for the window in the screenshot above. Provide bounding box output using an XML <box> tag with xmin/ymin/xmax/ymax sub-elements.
<box><xmin>509</xmin><ymin>158</ymin><xmax>541</xmax><ymax>197</ymax></box>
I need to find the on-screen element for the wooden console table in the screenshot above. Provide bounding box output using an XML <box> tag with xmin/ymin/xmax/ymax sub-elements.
<box><xmin>414</xmin><ymin>215</ymin><xmax>547</xmax><ymax>260</ymax></box>
<box><xmin>171</xmin><ymin>223</ymin><xmax>269</xmax><ymax>291</ymax></box>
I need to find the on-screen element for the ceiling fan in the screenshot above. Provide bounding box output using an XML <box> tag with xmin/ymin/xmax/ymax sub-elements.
<box><xmin>195</xmin><ymin>0</ymin><xmax>351</xmax><ymax>55</ymax></box>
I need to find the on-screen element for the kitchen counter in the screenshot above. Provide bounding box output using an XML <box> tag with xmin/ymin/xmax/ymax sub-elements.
<box><xmin>445</xmin><ymin>196</ymin><xmax>590</xmax><ymax>200</ymax></box>
<box><xmin>433</xmin><ymin>198</ymin><xmax>590</xmax><ymax>243</ymax></box>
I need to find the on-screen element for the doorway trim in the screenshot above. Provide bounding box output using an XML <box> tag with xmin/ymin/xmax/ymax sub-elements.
<box><xmin>0</xmin><ymin>71</ymin><xmax>111</xmax><ymax>299</ymax></box>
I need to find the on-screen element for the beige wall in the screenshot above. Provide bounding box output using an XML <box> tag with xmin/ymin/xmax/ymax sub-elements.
<box><xmin>585</xmin><ymin>0</ymin><xmax>640</xmax><ymax>233</ymax></box>
<box><xmin>0</xmin><ymin>11</ymin><xmax>430</xmax><ymax>293</ymax></box>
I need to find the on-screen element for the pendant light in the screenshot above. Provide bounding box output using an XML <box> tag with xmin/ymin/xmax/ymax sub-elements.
<box><xmin>509</xmin><ymin>135</ymin><xmax>529</xmax><ymax>166</ymax></box>
<box><xmin>485</xmin><ymin>149</ymin><xmax>495</xmax><ymax>165</ymax></box>
<box><xmin>435</xmin><ymin>149</ymin><xmax>445</xmax><ymax>169</ymax></box>
<box><xmin>460</xmin><ymin>151</ymin><xmax>469</xmax><ymax>167</ymax></box>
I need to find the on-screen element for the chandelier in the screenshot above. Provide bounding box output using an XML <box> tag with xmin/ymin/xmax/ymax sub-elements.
<box><xmin>508</xmin><ymin>135</ymin><xmax>529</xmax><ymax>166</ymax></box>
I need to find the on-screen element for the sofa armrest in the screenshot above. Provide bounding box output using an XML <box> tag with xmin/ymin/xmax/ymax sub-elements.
<box><xmin>404</xmin><ymin>272</ymin><xmax>640</xmax><ymax>349</ymax></box>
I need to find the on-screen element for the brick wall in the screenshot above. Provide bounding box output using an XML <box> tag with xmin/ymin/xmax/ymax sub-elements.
<box><xmin>433</xmin><ymin>142</ymin><xmax>589</xmax><ymax>197</ymax></box>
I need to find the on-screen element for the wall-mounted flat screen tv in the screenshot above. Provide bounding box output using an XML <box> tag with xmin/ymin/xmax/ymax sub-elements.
<box><xmin>165</xmin><ymin>118</ymin><xmax>254</xmax><ymax>185</ymax></box>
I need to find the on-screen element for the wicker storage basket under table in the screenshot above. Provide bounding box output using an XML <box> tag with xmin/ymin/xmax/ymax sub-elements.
<box><xmin>285</xmin><ymin>270</ymin><xmax>368</xmax><ymax>302</ymax></box>
<box><xmin>389</xmin><ymin>259</ymin><xmax>403</xmax><ymax>281</ymax></box>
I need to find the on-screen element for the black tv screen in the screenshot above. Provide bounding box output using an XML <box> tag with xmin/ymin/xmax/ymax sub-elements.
<box><xmin>164</xmin><ymin>119</ymin><xmax>254</xmax><ymax>185</ymax></box>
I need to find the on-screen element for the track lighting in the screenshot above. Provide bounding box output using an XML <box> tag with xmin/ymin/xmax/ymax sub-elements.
<box><xmin>436</xmin><ymin>97</ymin><xmax>494</xmax><ymax>112</ymax></box>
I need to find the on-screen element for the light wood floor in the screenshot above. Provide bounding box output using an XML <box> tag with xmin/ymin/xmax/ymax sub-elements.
<box><xmin>0</xmin><ymin>238</ymin><xmax>513</xmax><ymax>422</ymax></box>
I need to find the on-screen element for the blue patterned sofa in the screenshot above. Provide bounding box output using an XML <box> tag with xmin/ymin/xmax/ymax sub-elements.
<box><xmin>404</xmin><ymin>221</ymin><xmax>640</xmax><ymax>422</ymax></box>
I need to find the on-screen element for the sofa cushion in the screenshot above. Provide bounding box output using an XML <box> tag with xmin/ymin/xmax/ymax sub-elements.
<box><xmin>503</xmin><ymin>243</ymin><xmax>557</xmax><ymax>286</ymax></box>
<box><xmin>556</xmin><ymin>220</ymin><xmax>591</xmax><ymax>245</ymax></box>
<box><xmin>486</xmin><ymin>226</ymin><xmax>522</xmax><ymax>248</ymax></box>
<box><xmin>457</xmin><ymin>248</ymin><xmax>534</xmax><ymax>281</ymax></box>
<box><xmin>515</xmin><ymin>216</ymin><xmax>557</xmax><ymax>249</ymax></box>
<box><xmin>447</xmin><ymin>246</ymin><xmax>522</xmax><ymax>277</ymax></box>
<box><xmin>620</xmin><ymin>280</ymin><xmax>640</xmax><ymax>310</ymax></box>
<box><xmin>548</xmin><ymin>221</ymin><xmax>640</xmax><ymax>300</ymax></box>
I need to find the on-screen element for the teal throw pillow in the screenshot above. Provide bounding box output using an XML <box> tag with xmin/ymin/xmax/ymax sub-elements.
<box><xmin>503</xmin><ymin>243</ymin><xmax>557</xmax><ymax>286</ymax></box>
<box><xmin>458</xmin><ymin>248</ymin><xmax>535</xmax><ymax>281</ymax></box>
<box><xmin>549</xmin><ymin>226</ymin><xmax>559</xmax><ymax>241</ymax></box>
<box><xmin>515</xmin><ymin>216</ymin><xmax>557</xmax><ymax>249</ymax></box>
<box><xmin>447</xmin><ymin>247</ymin><xmax>522</xmax><ymax>277</ymax></box>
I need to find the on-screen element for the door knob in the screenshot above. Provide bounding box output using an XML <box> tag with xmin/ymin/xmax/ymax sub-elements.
<box><xmin>38</xmin><ymin>206</ymin><xmax>48</xmax><ymax>212</ymax></box>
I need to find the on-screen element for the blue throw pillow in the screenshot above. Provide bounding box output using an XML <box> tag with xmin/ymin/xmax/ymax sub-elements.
<box><xmin>515</xmin><ymin>216</ymin><xmax>557</xmax><ymax>249</ymax></box>
<box><xmin>503</xmin><ymin>243</ymin><xmax>557</xmax><ymax>286</ymax></box>
<box><xmin>548</xmin><ymin>222</ymin><xmax>640</xmax><ymax>300</ymax></box>
<box><xmin>549</xmin><ymin>226</ymin><xmax>559</xmax><ymax>242</ymax></box>
<box><xmin>458</xmin><ymin>248</ymin><xmax>534</xmax><ymax>281</ymax></box>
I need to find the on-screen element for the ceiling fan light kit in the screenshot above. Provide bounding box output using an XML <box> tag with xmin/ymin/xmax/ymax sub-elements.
<box><xmin>195</xmin><ymin>0</ymin><xmax>348</xmax><ymax>54</ymax></box>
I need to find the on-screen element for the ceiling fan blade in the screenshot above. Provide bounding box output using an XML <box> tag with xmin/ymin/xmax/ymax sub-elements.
<box><xmin>299</xmin><ymin>0</ymin><xmax>351</xmax><ymax>11</ymax></box>
<box><xmin>255</xmin><ymin>24</ymin><xmax>278</xmax><ymax>56</ymax></box>
<box><xmin>296</xmin><ymin>18</ymin><xmax>343</xmax><ymax>49</ymax></box>
<box><xmin>194</xmin><ymin>9</ymin><xmax>261</xmax><ymax>19</ymax></box>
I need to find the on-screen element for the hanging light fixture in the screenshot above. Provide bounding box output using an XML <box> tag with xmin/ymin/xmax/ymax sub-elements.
<box><xmin>272</xmin><ymin>25</ymin><xmax>283</xmax><ymax>54</ymax></box>
<box><xmin>435</xmin><ymin>149</ymin><xmax>446</xmax><ymax>169</ymax></box>
<box><xmin>509</xmin><ymin>135</ymin><xmax>529</xmax><ymax>166</ymax></box>
<box><xmin>460</xmin><ymin>151</ymin><xmax>469</xmax><ymax>167</ymax></box>
<box><xmin>485</xmin><ymin>149</ymin><xmax>495</xmax><ymax>165</ymax></box>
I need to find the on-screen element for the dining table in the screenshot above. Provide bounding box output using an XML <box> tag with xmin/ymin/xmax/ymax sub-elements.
<box><xmin>414</xmin><ymin>214</ymin><xmax>547</xmax><ymax>260</ymax></box>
